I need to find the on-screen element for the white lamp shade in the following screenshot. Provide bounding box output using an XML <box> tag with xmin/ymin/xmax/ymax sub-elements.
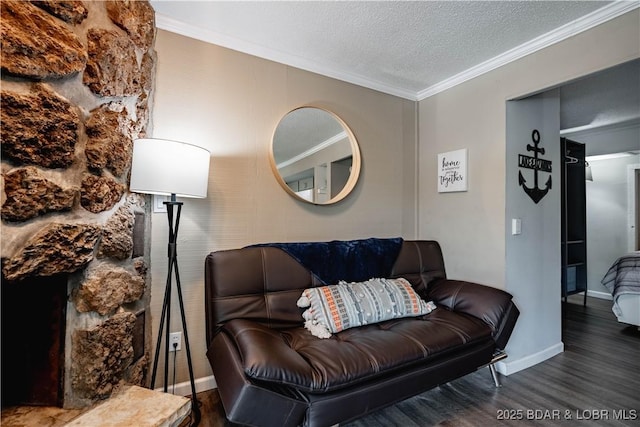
<box><xmin>130</xmin><ymin>138</ymin><xmax>210</xmax><ymax>198</ymax></box>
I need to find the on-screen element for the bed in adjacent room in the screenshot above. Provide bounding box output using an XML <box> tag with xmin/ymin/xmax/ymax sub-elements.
<box><xmin>601</xmin><ymin>251</ymin><xmax>640</xmax><ymax>327</ymax></box>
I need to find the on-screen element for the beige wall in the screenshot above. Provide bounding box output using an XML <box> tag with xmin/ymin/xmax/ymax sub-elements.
<box><xmin>151</xmin><ymin>10</ymin><xmax>639</xmax><ymax>389</ymax></box>
<box><xmin>151</xmin><ymin>29</ymin><xmax>417</xmax><ymax>388</ymax></box>
<box><xmin>418</xmin><ymin>11</ymin><xmax>638</xmax><ymax>373</ymax></box>
<box><xmin>418</xmin><ymin>10</ymin><xmax>640</xmax><ymax>287</ymax></box>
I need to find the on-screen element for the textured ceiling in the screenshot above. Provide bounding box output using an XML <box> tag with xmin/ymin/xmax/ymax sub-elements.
<box><xmin>151</xmin><ymin>1</ymin><xmax>639</xmax><ymax>153</ymax></box>
<box><xmin>150</xmin><ymin>0</ymin><xmax>627</xmax><ymax>99</ymax></box>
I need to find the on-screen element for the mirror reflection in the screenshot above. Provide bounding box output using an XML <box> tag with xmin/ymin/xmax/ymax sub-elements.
<box><xmin>271</xmin><ymin>107</ymin><xmax>361</xmax><ymax>205</ymax></box>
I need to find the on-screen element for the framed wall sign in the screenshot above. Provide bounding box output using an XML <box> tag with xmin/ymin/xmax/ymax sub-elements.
<box><xmin>438</xmin><ymin>148</ymin><xmax>468</xmax><ymax>192</ymax></box>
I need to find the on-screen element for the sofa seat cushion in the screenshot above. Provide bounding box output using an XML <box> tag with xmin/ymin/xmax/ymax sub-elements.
<box><xmin>221</xmin><ymin>307</ymin><xmax>493</xmax><ymax>393</ymax></box>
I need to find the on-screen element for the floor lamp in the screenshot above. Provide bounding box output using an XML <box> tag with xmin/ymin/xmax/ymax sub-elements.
<box><xmin>130</xmin><ymin>138</ymin><xmax>210</xmax><ymax>426</ymax></box>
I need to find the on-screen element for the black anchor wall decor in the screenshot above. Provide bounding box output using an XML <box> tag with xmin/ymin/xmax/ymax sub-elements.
<box><xmin>518</xmin><ymin>129</ymin><xmax>552</xmax><ymax>204</ymax></box>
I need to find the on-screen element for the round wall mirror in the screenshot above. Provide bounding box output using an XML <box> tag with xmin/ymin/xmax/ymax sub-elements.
<box><xmin>270</xmin><ymin>106</ymin><xmax>361</xmax><ymax>205</ymax></box>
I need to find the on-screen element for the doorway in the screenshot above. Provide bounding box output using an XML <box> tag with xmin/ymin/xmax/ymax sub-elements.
<box><xmin>503</xmin><ymin>59</ymin><xmax>640</xmax><ymax>374</ymax></box>
<box><xmin>629</xmin><ymin>165</ymin><xmax>640</xmax><ymax>251</ymax></box>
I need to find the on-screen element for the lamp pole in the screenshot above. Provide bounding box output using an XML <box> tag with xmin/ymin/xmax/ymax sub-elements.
<box><xmin>149</xmin><ymin>195</ymin><xmax>201</xmax><ymax>426</ymax></box>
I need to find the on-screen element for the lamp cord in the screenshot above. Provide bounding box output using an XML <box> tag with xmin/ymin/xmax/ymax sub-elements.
<box><xmin>172</xmin><ymin>342</ymin><xmax>178</xmax><ymax>394</ymax></box>
<box><xmin>171</xmin><ymin>341</ymin><xmax>203</xmax><ymax>426</ymax></box>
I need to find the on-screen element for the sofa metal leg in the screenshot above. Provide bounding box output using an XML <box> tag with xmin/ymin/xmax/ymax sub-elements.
<box><xmin>488</xmin><ymin>350</ymin><xmax>507</xmax><ymax>387</ymax></box>
<box><xmin>489</xmin><ymin>363</ymin><xmax>501</xmax><ymax>387</ymax></box>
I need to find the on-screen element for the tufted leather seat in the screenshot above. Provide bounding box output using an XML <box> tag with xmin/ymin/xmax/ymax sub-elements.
<box><xmin>222</xmin><ymin>308</ymin><xmax>491</xmax><ymax>393</ymax></box>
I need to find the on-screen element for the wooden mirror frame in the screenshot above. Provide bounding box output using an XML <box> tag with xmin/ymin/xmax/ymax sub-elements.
<box><xmin>269</xmin><ymin>106</ymin><xmax>362</xmax><ymax>205</ymax></box>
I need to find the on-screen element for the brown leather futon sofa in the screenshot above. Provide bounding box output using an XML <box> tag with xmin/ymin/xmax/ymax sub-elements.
<box><xmin>204</xmin><ymin>239</ymin><xmax>519</xmax><ymax>427</ymax></box>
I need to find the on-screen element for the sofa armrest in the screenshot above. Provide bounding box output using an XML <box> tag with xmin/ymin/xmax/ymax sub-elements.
<box><xmin>427</xmin><ymin>279</ymin><xmax>519</xmax><ymax>350</ymax></box>
<box><xmin>219</xmin><ymin>319</ymin><xmax>317</xmax><ymax>388</ymax></box>
<box><xmin>208</xmin><ymin>331</ymin><xmax>308</xmax><ymax>426</ymax></box>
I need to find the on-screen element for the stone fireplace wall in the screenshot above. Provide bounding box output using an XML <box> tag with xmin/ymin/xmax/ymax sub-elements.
<box><xmin>1</xmin><ymin>0</ymin><xmax>156</xmax><ymax>409</ymax></box>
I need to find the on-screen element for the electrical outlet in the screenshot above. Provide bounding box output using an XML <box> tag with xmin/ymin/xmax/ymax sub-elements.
<box><xmin>169</xmin><ymin>332</ymin><xmax>182</xmax><ymax>352</ymax></box>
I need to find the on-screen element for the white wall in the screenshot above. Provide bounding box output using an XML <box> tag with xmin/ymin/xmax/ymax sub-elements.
<box><xmin>418</xmin><ymin>10</ymin><xmax>639</xmax><ymax>373</ymax></box>
<box><xmin>504</xmin><ymin>91</ymin><xmax>562</xmax><ymax>374</ymax></box>
<box><xmin>586</xmin><ymin>155</ymin><xmax>640</xmax><ymax>296</ymax></box>
<box><xmin>151</xmin><ymin>30</ymin><xmax>417</xmax><ymax>390</ymax></box>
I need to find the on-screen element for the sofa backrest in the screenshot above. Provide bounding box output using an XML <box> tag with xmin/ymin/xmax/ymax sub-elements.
<box><xmin>389</xmin><ymin>240</ymin><xmax>448</xmax><ymax>295</ymax></box>
<box><xmin>204</xmin><ymin>240</ymin><xmax>447</xmax><ymax>344</ymax></box>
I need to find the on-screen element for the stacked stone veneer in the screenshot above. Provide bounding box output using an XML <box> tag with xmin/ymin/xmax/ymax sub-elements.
<box><xmin>1</xmin><ymin>0</ymin><xmax>155</xmax><ymax>408</ymax></box>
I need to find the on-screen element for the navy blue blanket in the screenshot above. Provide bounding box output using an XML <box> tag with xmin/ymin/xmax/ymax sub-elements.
<box><xmin>251</xmin><ymin>237</ymin><xmax>404</xmax><ymax>285</ymax></box>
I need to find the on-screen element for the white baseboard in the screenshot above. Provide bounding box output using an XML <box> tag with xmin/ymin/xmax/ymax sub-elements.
<box><xmin>162</xmin><ymin>342</ymin><xmax>567</xmax><ymax>396</ymax></box>
<box><xmin>495</xmin><ymin>342</ymin><xmax>564</xmax><ymax>376</ymax></box>
<box><xmin>170</xmin><ymin>343</ymin><xmax>568</xmax><ymax>394</ymax></box>
<box><xmin>586</xmin><ymin>290</ymin><xmax>613</xmax><ymax>300</ymax></box>
<box><xmin>154</xmin><ymin>375</ymin><xmax>217</xmax><ymax>397</ymax></box>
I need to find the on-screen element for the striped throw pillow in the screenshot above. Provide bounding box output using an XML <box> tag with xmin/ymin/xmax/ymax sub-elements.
<box><xmin>297</xmin><ymin>278</ymin><xmax>436</xmax><ymax>339</ymax></box>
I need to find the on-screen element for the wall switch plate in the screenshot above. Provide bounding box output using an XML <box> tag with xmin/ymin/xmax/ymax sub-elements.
<box><xmin>512</xmin><ymin>218</ymin><xmax>522</xmax><ymax>235</ymax></box>
<box><xmin>169</xmin><ymin>332</ymin><xmax>182</xmax><ymax>352</ymax></box>
<box><xmin>153</xmin><ymin>194</ymin><xmax>169</xmax><ymax>213</ymax></box>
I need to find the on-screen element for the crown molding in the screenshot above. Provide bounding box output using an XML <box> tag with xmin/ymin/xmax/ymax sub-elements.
<box><xmin>416</xmin><ymin>1</ymin><xmax>639</xmax><ymax>100</ymax></box>
<box><xmin>560</xmin><ymin>116</ymin><xmax>640</xmax><ymax>137</ymax></box>
<box><xmin>277</xmin><ymin>131</ymin><xmax>348</xmax><ymax>169</ymax></box>
<box><xmin>154</xmin><ymin>14</ymin><xmax>418</xmax><ymax>101</ymax></box>
<box><xmin>155</xmin><ymin>1</ymin><xmax>638</xmax><ymax>103</ymax></box>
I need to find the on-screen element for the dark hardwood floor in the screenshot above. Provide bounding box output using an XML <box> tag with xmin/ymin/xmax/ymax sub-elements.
<box><xmin>189</xmin><ymin>295</ymin><xmax>640</xmax><ymax>426</ymax></box>
<box><xmin>5</xmin><ymin>296</ymin><xmax>634</xmax><ymax>426</ymax></box>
